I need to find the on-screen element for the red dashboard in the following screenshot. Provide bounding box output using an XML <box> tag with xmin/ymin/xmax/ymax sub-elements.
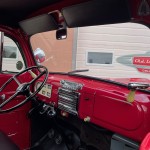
<box><xmin>36</xmin><ymin>74</ymin><xmax>150</xmax><ymax>142</ymax></box>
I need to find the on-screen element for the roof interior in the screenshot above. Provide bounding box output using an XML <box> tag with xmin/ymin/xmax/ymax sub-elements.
<box><xmin>0</xmin><ymin>0</ymin><xmax>61</xmax><ymax>27</ymax></box>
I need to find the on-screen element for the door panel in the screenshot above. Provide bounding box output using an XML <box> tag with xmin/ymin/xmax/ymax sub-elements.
<box><xmin>0</xmin><ymin>73</ymin><xmax>31</xmax><ymax>149</ymax></box>
<box><xmin>0</xmin><ymin>30</ymin><xmax>31</xmax><ymax>149</ymax></box>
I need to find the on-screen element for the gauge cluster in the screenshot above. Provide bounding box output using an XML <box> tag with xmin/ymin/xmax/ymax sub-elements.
<box><xmin>35</xmin><ymin>82</ymin><xmax>52</xmax><ymax>98</ymax></box>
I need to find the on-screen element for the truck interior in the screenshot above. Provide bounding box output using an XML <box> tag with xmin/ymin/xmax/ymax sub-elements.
<box><xmin>0</xmin><ymin>0</ymin><xmax>150</xmax><ymax>150</ymax></box>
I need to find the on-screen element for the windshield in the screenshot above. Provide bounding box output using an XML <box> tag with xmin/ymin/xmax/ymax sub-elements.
<box><xmin>30</xmin><ymin>23</ymin><xmax>150</xmax><ymax>80</ymax></box>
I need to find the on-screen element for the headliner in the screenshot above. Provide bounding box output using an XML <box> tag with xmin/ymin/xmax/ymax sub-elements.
<box><xmin>0</xmin><ymin>0</ymin><xmax>91</xmax><ymax>28</ymax></box>
<box><xmin>0</xmin><ymin>0</ymin><xmax>150</xmax><ymax>28</ymax></box>
<box><xmin>0</xmin><ymin>0</ymin><xmax>62</xmax><ymax>27</ymax></box>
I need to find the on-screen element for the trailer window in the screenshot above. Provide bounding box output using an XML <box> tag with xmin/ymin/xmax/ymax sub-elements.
<box><xmin>3</xmin><ymin>46</ymin><xmax>17</xmax><ymax>59</ymax></box>
<box><xmin>87</xmin><ymin>52</ymin><xmax>113</xmax><ymax>65</ymax></box>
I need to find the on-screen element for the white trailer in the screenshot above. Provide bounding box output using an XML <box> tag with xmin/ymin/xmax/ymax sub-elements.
<box><xmin>75</xmin><ymin>23</ymin><xmax>150</xmax><ymax>78</ymax></box>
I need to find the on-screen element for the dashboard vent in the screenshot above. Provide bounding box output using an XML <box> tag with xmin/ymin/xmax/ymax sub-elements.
<box><xmin>58</xmin><ymin>87</ymin><xmax>80</xmax><ymax>115</ymax></box>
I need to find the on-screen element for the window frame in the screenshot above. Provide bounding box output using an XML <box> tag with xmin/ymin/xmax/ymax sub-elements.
<box><xmin>1</xmin><ymin>34</ymin><xmax>26</xmax><ymax>73</ymax></box>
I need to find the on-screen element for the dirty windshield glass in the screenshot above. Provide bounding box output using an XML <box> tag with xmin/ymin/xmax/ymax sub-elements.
<box><xmin>30</xmin><ymin>23</ymin><xmax>150</xmax><ymax>79</ymax></box>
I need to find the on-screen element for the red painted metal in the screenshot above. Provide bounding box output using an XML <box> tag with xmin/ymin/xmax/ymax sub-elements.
<box><xmin>37</xmin><ymin>74</ymin><xmax>150</xmax><ymax>142</ymax></box>
<box><xmin>0</xmin><ymin>26</ymin><xmax>35</xmax><ymax>149</ymax></box>
<box><xmin>0</xmin><ymin>89</ymin><xmax>31</xmax><ymax>149</ymax></box>
<box><xmin>0</xmin><ymin>104</ymin><xmax>31</xmax><ymax>149</ymax></box>
<box><xmin>0</xmin><ymin>74</ymin><xmax>31</xmax><ymax>149</ymax></box>
<box><xmin>140</xmin><ymin>133</ymin><xmax>150</xmax><ymax>150</ymax></box>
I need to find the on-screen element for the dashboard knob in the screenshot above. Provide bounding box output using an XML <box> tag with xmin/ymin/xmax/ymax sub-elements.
<box><xmin>84</xmin><ymin>116</ymin><xmax>91</xmax><ymax>122</ymax></box>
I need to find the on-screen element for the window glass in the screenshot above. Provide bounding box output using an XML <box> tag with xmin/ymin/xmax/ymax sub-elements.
<box><xmin>30</xmin><ymin>23</ymin><xmax>150</xmax><ymax>78</ymax></box>
<box><xmin>30</xmin><ymin>29</ymin><xmax>74</xmax><ymax>72</ymax></box>
<box><xmin>2</xmin><ymin>36</ymin><xmax>25</xmax><ymax>72</ymax></box>
<box><xmin>87</xmin><ymin>52</ymin><xmax>113</xmax><ymax>64</ymax></box>
<box><xmin>3</xmin><ymin>46</ymin><xmax>17</xmax><ymax>59</ymax></box>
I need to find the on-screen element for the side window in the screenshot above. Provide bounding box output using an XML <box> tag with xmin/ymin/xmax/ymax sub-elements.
<box><xmin>2</xmin><ymin>35</ymin><xmax>25</xmax><ymax>72</ymax></box>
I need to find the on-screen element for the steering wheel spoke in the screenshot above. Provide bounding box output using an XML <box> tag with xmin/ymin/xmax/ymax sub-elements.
<box><xmin>13</xmin><ymin>76</ymin><xmax>21</xmax><ymax>86</ymax></box>
<box><xmin>0</xmin><ymin>91</ymin><xmax>19</xmax><ymax>108</ymax></box>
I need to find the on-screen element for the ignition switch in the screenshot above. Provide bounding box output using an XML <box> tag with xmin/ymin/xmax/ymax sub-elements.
<box><xmin>39</xmin><ymin>103</ymin><xmax>56</xmax><ymax>118</ymax></box>
<box><xmin>47</xmin><ymin>105</ymin><xmax>56</xmax><ymax>118</ymax></box>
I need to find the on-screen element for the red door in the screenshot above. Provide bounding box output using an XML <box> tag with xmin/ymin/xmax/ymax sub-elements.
<box><xmin>0</xmin><ymin>29</ymin><xmax>32</xmax><ymax>149</ymax></box>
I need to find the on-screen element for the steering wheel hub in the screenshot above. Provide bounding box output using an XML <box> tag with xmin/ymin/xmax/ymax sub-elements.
<box><xmin>16</xmin><ymin>83</ymin><xmax>29</xmax><ymax>93</ymax></box>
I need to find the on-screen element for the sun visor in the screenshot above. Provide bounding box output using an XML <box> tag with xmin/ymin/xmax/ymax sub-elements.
<box><xmin>62</xmin><ymin>0</ymin><xmax>131</xmax><ymax>28</ymax></box>
<box><xmin>19</xmin><ymin>14</ymin><xmax>58</xmax><ymax>35</ymax></box>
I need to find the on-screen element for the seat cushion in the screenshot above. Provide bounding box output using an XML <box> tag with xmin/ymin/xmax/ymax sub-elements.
<box><xmin>0</xmin><ymin>132</ymin><xmax>20</xmax><ymax>150</ymax></box>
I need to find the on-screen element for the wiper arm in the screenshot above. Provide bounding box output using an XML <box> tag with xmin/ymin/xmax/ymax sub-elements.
<box><xmin>68</xmin><ymin>69</ymin><xmax>89</xmax><ymax>74</ymax></box>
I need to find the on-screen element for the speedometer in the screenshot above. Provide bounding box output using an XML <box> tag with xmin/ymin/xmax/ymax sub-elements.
<box><xmin>35</xmin><ymin>82</ymin><xmax>41</xmax><ymax>90</ymax></box>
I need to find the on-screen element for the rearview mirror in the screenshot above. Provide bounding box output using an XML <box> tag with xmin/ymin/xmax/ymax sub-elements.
<box><xmin>56</xmin><ymin>28</ymin><xmax>67</xmax><ymax>40</ymax></box>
